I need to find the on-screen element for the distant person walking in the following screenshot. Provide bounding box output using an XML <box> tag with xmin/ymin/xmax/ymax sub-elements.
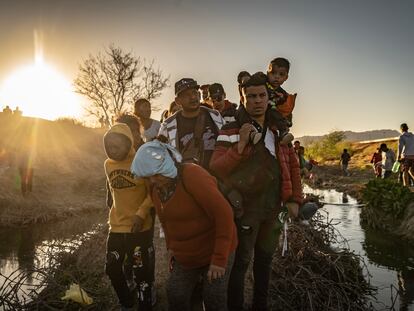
<box><xmin>380</xmin><ymin>143</ymin><xmax>396</xmax><ymax>179</ymax></box>
<box><xmin>134</xmin><ymin>98</ymin><xmax>161</xmax><ymax>142</ymax></box>
<box><xmin>13</xmin><ymin>106</ymin><xmax>22</xmax><ymax>117</ymax></box>
<box><xmin>340</xmin><ymin>149</ymin><xmax>351</xmax><ymax>176</ymax></box>
<box><xmin>397</xmin><ymin>123</ymin><xmax>414</xmax><ymax>187</ymax></box>
<box><xmin>2</xmin><ymin>105</ymin><xmax>12</xmax><ymax>116</ymax></box>
<box><xmin>17</xmin><ymin>143</ymin><xmax>34</xmax><ymax>196</ymax></box>
<box><xmin>370</xmin><ymin>147</ymin><xmax>383</xmax><ymax>178</ymax></box>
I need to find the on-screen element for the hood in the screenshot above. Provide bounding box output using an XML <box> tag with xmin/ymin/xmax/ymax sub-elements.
<box><xmin>104</xmin><ymin>123</ymin><xmax>136</xmax><ymax>158</ymax></box>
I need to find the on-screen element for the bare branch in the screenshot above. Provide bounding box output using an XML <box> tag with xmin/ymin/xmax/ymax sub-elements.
<box><xmin>74</xmin><ymin>45</ymin><xmax>169</xmax><ymax>124</ymax></box>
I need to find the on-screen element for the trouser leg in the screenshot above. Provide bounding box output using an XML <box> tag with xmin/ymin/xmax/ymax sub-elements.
<box><xmin>202</xmin><ymin>253</ymin><xmax>235</xmax><ymax>311</ymax></box>
<box><xmin>167</xmin><ymin>260</ymin><xmax>203</xmax><ymax>311</ymax></box>
<box><xmin>251</xmin><ymin>217</ymin><xmax>279</xmax><ymax>311</ymax></box>
<box><xmin>228</xmin><ymin>214</ymin><xmax>260</xmax><ymax>311</ymax></box>
<box><xmin>105</xmin><ymin>233</ymin><xmax>134</xmax><ymax>308</ymax></box>
<box><xmin>129</xmin><ymin>230</ymin><xmax>155</xmax><ymax>310</ymax></box>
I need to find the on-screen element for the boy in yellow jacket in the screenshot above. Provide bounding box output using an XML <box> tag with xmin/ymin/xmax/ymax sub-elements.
<box><xmin>104</xmin><ymin>122</ymin><xmax>154</xmax><ymax>311</ymax></box>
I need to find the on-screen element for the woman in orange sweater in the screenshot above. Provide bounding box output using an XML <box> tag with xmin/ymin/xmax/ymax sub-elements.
<box><xmin>131</xmin><ymin>139</ymin><xmax>237</xmax><ymax>311</ymax></box>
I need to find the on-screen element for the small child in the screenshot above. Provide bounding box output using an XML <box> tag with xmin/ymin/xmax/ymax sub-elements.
<box><xmin>104</xmin><ymin>122</ymin><xmax>155</xmax><ymax>311</ymax></box>
<box><xmin>266</xmin><ymin>57</ymin><xmax>296</xmax><ymax>144</ymax></box>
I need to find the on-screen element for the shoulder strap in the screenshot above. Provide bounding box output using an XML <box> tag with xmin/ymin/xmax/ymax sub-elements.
<box><xmin>177</xmin><ymin>164</ymin><xmax>194</xmax><ymax>199</ymax></box>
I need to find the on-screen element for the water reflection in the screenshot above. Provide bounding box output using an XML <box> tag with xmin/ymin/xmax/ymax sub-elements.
<box><xmin>305</xmin><ymin>185</ymin><xmax>414</xmax><ymax>310</ymax></box>
<box><xmin>0</xmin><ymin>212</ymin><xmax>106</xmax><ymax>304</ymax></box>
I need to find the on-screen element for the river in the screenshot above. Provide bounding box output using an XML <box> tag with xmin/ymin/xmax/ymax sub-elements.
<box><xmin>0</xmin><ymin>212</ymin><xmax>106</xmax><ymax>308</ymax></box>
<box><xmin>1</xmin><ymin>190</ymin><xmax>414</xmax><ymax>310</ymax></box>
<box><xmin>305</xmin><ymin>185</ymin><xmax>414</xmax><ymax>311</ymax></box>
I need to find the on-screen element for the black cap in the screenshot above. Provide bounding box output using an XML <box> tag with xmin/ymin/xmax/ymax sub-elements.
<box><xmin>208</xmin><ymin>83</ymin><xmax>225</xmax><ymax>98</ymax></box>
<box><xmin>175</xmin><ymin>78</ymin><xmax>199</xmax><ymax>96</ymax></box>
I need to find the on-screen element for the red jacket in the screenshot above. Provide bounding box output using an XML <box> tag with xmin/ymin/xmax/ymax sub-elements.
<box><xmin>151</xmin><ymin>164</ymin><xmax>237</xmax><ymax>269</ymax></box>
<box><xmin>277</xmin><ymin>144</ymin><xmax>303</xmax><ymax>203</ymax></box>
<box><xmin>210</xmin><ymin>124</ymin><xmax>303</xmax><ymax>205</ymax></box>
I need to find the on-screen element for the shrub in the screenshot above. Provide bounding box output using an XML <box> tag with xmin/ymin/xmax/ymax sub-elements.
<box><xmin>361</xmin><ymin>179</ymin><xmax>414</xmax><ymax>230</ymax></box>
<box><xmin>305</xmin><ymin>131</ymin><xmax>352</xmax><ymax>162</ymax></box>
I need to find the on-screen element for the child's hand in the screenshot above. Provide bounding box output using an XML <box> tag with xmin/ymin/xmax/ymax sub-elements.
<box><xmin>131</xmin><ymin>215</ymin><xmax>145</xmax><ymax>233</ymax></box>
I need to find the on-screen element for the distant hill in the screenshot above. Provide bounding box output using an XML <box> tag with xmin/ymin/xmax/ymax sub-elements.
<box><xmin>297</xmin><ymin>129</ymin><xmax>400</xmax><ymax>146</ymax></box>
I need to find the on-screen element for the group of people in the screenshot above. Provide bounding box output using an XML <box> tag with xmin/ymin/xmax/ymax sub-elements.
<box><xmin>103</xmin><ymin>57</ymin><xmax>306</xmax><ymax>311</ymax></box>
<box><xmin>369</xmin><ymin>123</ymin><xmax>414</xmax><ymax>186</ymax></box>
<box><xmin>1</xmin><ymin>105</ymin><xmax>22</xmax><ymax>117</ymax></box>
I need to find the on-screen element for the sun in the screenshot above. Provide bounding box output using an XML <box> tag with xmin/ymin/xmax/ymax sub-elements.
<box><xmin>0</xmin><ymin>58</ymin><xmax>82</xmax><ymax>120</ymax></box>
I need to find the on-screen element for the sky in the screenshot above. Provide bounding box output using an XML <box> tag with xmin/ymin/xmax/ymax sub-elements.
<box><xmin>0</xmin><ymin>0</ymin><xmax>413</xmax><ymax>136</ymax></box>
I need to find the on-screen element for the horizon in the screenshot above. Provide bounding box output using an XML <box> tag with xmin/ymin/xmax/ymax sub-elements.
<box><xmin>1</xmin><ymin>0</ymin><xmax>413</xmax><ymax>137</ymax></box>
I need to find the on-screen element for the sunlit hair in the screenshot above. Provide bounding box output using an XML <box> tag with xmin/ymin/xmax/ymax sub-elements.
<box><xmin>268</xmin><ymin>57</ymin><xmax>290</xmax><ymax>73</ymax></box>
<box><xmin>237</xmin><ymin>71</ymin><xmax>251</xmax><ymax>84</ymax></box>
<box><xmin>116</xmin><ymin>113</ymin><xmax>142</xmax><ymax>134</ymax></box>
<box><xmin>168</xmin><ymin>101</ymin><xmax>179</xmax><ymax>115</ymax></box>
<box><xmin>401</xmin><ymin>123</ymin><xmax>409</xmax><ymax>132</ymax></box>
<box><xmin>241</xmin><ymin>71</ymin><xmax>267</xmax><ymax>91</ymax></box>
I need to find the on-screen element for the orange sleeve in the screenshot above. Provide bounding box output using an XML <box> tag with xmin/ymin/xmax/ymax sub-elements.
<box><xmin>276</xmin><ymin>93</ymin><xmax>296</xmax><ymax>117</ymax></box>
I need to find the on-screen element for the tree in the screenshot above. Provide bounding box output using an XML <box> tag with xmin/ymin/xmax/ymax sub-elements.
<box><xmin>305</xmin><ymin>130</ymin><xmax>348</xmax><ymax>162</ymax></box>
<box><xmin>74</xmin><ymin>45</ymin><xmax>169</xmax><ymax>125</ymax></box>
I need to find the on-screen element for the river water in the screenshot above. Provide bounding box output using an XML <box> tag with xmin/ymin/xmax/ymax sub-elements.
<box><xmin>1</xmin><ymin>191</ymin><xmax>414</xmax><ymax>310</ymax></box>
<box><xmin>0</xmin><ymin>212</ymin><xmax>105</xmax><ymax>308</ymax></box>
<box><xmin>304</xmin><ymin>185</ymin><xmax>414</xmax><ymax>311</ymax></box>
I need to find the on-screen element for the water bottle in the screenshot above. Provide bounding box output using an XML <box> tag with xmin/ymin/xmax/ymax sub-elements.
<box><xmin>392</xmin><ymin>161</ymin><xmax>400</xmax><ymax>173</ymax></box>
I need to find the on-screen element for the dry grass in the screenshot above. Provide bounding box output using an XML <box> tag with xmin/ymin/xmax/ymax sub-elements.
<box><xmin>0</xmin><ymin>115</ymin><xmax>107</xmax><ymax>226</ymax></box>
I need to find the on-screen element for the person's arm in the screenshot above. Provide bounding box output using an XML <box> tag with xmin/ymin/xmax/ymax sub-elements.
<box><xmin>132</xmin><ymin>180</ymin><xmax>153</xmax><ymax>232</ymax></box>
<box><xmin>210</xmin><ymin>125</ymin><xmax>253</xmax><ymax>180</ymax></box>
<box><xmin>398</xmin><ymin>136</ymin><xmax>404</xmax><ymax>160</ymax></box>
<box><xmin>106</xmin><ymin>180</ymin><xmax>113</xmax><ymax>209</ymax></box>
<box><xmin>183</xmin><ymin>166</ymin><xmax>235</xmax><ymax>268</ymax></box>
<box><xmin>135</xmin><ymin>180</ymin><xmax>153</xmax><ymax>220</ymax></box>
<box><xmin>288</xmin><ymin>146</ymin><xmax>304</xmax><ymax>205</ymax></box>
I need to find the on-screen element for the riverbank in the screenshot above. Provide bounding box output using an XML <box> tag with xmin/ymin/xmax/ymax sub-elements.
<box><xmin>0</xmin><ymin>117</ymin><xmax>107</xmax><ymax>227</ymax></box>
<box><xmin>306</xmin><ymin>164</ymin><xmax>374</xmax><ymax>202</ymax></box>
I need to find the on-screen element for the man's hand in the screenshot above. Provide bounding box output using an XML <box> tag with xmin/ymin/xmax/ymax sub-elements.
<box><xmin>207</xmin><ymin>264</ymin><xmax>225</xmax><ymax>283</ymax></box>
<box><xmin>238</xmin><ymin>123</ymin><xmax>255</xmax><ymax>154</ymax></box>
<box><xmin>286</xmin><ymin>202</ymin><xmax>299</xmax><ymax>220</ymax></box>
<box><xmin>131</xmin><ymin>215</ymin><xmax>145</xmax><ymax>233</ymax></box>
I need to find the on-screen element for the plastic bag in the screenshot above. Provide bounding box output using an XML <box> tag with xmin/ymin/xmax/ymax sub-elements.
<box><xmin>61</xmin><ymin>283</ymin><xmax>93</xmax><ymax>305</ymax></box>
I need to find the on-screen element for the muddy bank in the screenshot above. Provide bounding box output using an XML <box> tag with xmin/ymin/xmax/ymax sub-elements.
<box><xmin>306</xmin><ymin>164</ymin><xmax>374</xmax><ymax>201</ymax></box>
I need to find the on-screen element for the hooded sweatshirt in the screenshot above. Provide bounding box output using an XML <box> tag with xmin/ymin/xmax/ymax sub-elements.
<box><xmin>104</xmin><ymin>123</ymin><xmax>153</xmax><ymax>233</ymax></box>
<box><xmin>398</xmin><ymin>132</ymin><xmax>414</xmax><ymax>158</ymax></box>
